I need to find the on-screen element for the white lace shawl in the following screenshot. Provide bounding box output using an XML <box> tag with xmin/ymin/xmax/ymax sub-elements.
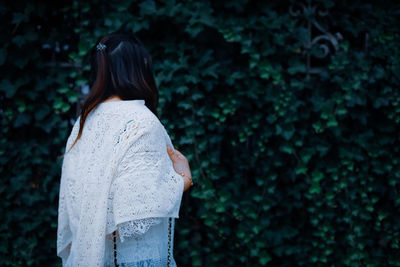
<box><xmin>56</xmin><ymin>100</ymin><xmax>184</xmax><ymax>266</ymax></box>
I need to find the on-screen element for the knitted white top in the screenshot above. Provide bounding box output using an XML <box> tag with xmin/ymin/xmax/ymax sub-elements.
<box><xmin>56</xmin><ymin>99</ymin><xmax>184</xmax><ymax>267</ymax></box>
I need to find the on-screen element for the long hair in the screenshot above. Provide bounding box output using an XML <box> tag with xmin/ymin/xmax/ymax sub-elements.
<box><xmin>66</xmin><ymin>30</ymin><xmax>159</xmax><ymax>153</ymax></box>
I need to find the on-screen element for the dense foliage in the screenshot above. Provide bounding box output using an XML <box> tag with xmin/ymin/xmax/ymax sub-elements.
<box><xmin>1</xmin><ymin>0</ymin><xmax>399</xmax><ymax>266</ymax></box>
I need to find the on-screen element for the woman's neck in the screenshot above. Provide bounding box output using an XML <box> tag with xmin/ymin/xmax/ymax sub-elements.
<box><xmin>103</xmin><ymin>95</ymin><xmax>122</xmax><ymax>103</ymax></box>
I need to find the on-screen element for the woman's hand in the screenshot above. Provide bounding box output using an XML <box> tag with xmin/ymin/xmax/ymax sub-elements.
<box><xmin>167</xmin><ymin>145</ymin><xmax>193</xmax><ymax>192</ymax></box>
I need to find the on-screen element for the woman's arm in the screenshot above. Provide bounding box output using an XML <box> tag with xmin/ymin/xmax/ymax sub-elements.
<box><xmin>106</xmin><ymin>145</ymin><xmax>192</xmax><ymax>242</ymax></box>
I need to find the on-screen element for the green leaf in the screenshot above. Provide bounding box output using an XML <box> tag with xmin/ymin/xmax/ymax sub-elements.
<box><xmin>139</xmin><ymin>0</ymin><xmax>156</xmax><ymax>15</ymax></box>
<box><xmin>0</xmin><ymin>79</ymin><xmax>17</xmax><ymax>98</ymax></box>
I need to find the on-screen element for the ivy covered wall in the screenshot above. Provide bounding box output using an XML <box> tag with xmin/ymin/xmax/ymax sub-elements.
<box><xmin>1</xmin><ymin>0</ymin><xmax>399</xmax><ymax>266</ymax></box>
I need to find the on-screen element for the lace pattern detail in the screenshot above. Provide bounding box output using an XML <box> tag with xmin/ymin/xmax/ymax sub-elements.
<box><xmin>108</xmin><ymin>117</ymin><xmax>184</xmax><ymax>227</ymax></box>
<box><xmin>118</xmin><ymin>217</ymin><xmax>162</xmax><ymax>242</ymax></box>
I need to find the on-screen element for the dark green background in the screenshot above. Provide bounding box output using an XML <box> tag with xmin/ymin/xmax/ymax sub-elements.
<box><xmin>1</xmin><ymin>0</ymin><xmax>399</xmax><ymax>266</ymax></box>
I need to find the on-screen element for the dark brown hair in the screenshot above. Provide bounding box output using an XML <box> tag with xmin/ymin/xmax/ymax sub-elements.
<box><xmin>66</xmin><ymin>30</ymin><xmax>159</xmax><ymax>153</ymax></box>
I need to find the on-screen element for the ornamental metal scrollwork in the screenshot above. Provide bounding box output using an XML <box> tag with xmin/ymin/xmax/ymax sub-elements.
<box><xmin>289</xmin><ymin>0</ymin><xmax>343</xmax><ymax>78</ymax></box>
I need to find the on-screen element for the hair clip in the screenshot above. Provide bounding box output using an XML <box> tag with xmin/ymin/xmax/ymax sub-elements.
<box><xmin>96</xmin><ymin>43</ymin><xmax>107</xmax><ymax>51</ymax></box>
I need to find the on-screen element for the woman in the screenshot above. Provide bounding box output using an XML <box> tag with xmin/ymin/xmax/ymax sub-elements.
<box><xmin>56</xmin><ymin>31</ymin><xmax>193</xmax><ymax>267</ymax></box>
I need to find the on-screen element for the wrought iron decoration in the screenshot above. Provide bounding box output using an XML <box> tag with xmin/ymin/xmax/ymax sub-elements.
<box><xmin>289</xmin><ymin>0</ymin><xmax>343</xmax><ymax>78</ymax></box>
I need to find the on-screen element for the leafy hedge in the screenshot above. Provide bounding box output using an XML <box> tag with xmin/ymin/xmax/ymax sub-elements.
<box><xmin>1</xmin><ymin>0</ymin><xmax>399</xmax><ymax>266</ymax></box>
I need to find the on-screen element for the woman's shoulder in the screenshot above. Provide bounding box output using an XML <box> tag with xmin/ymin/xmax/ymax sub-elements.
<box><xmin>121</xmin><ymin>102</ymin><xmax>162</xmax><ymax>130</ymax></box>
<box><xmin>98</xmin><ymin>101</ymin><xmax>167</xmax><ymax>141</ymax></box>
<box><xmin>65</xmin><ymin>100</ymin><xmax>165</xmax><ymax>149</ymax></box>
<box><xmin>94</xmin><ymin>100</ymin><xmax>158</xmax><ymax>126</ymax></box>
